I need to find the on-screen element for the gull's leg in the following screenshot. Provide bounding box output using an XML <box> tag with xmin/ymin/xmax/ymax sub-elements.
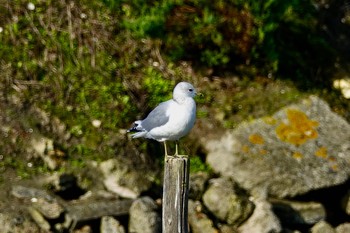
<box><xmin>175</xmin><ymin>140</ymin><xmax>187</xmax><ymax>158</ymax></box>
<box><xmin>164</xmin><ymin>141</ymin><xmax>169</xmax><ymax>156</ymax></box>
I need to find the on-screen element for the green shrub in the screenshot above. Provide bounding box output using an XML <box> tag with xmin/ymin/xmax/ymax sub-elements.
<box><xmin>109</xmin><ymin>0</ymin><xmax>335</xmax><ymax>86</ymax></box>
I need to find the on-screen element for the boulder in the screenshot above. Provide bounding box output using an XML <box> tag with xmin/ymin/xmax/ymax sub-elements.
<box><xmin>129</xmin><ymin>196</ymin><xmax>161</xmax><ymax>233</ymax></box>
<box><xmin>99</xmin><ymin>159</ymin><xmax>154</xmax><ymax>199</ymax></box>
<box><xmin>202</xmin><ymin>177</ymin><xmax>254</xmax><ymax>226</ymax></box>
<box><xmin>238</xmin><ymin>197</ymin><xmax>281</xmax><ymax>233</ymax></box>
<box><xmin>310</xmin><ymin>221</ymin><xmax>335</xmax><ymax>233</ymax></box>
<box><xmin>27</xmin><ymin>207</ymin><xmax>51</xmax><ymax>231</ymax></box>
<box><xmin>11</xmin><ymin>185</ymin><xmax>64</xmax><ymax>219</ymax></box>
<box><xmin>100</xmin><ymin>216</ymin><xmax>125</xmax><ymax>233</ymax></box>
<box><xmin>0</xmin><ymin>212</ymin><xmax>41</xmax><ymax>233</ymax></box>
<box><xmin>336</xmin><ymin>223</ymin><xmax>350</xmax><ymax>233</ymax></box>
<box><xmin>73</xmin><ymin>225</ymin><xmax>92</xmax><ymax>233</ymax></box>
<box><xmin>188</xmin><ymin>200</ymin><xmax>217</xmax><ymax>233</ymax></box>
<box><xmin>205</xmin><ymin>96</ymin><xmax>350</xmax><ymax>198</ymax></box>
<box><xmin>218</xmin><ymin>224</ymin><xmax>238</xmax><ymax>233</ymax></box>
<box><xmin>30</xmin><ymin>136</ymin><xmax>65</xmax><ymax>170</ymax></box>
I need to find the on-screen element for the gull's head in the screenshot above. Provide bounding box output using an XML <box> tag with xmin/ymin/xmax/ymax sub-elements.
<box><xmin>173</xmin><ymin>82</ymin><xmax>196</xmax><ymax>101</ymax></box>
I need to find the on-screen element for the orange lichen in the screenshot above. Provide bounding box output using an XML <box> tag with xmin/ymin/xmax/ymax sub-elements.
<box><xmin>315</xmin><ymin>146</ymin><xmax>328</xmax><ymax>159</ymax></box>
<box><xmin>249</xmin><ymin>133</ymin><xmax>265</xmax><ymax>145</ymax></box>
<box><xmin>263</xmin><ymin>116</ymin><xmax>277</xmax><ymax>125</ymax></box>
<box><xmin>259</xmin><ymin>149</ymin><xmax>268</xmax><ymax>155</ymax></box>
<box><xmin>330</xmin><ymin>164</ymin><xmax>338</xmax><ymax>172</ymax></box>
<box><xmin>292</xmin><ymin>152</ymin><xmax>303</xmax><ymax>160</ymax></box>
<box><xmin>241</xmin><ymin>145</ymin><xmax>250</xmax><ymax>153</ymax></box>
<box><xmin>275</xmin><ymin>109</ymin><xmax>319</xmax><ymax>146</ymax></box>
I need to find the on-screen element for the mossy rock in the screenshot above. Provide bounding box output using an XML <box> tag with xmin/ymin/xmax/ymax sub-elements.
<box><xmin>205</xmin><ymin>96</ymin><xmax>350</xmax><ymax>198</ymax></box>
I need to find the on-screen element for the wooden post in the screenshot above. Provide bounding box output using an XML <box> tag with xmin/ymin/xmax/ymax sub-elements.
<box><xmin>162</xmin><ymin>156</ymin><xmax>190</xmax><ymax>233</ymax></box>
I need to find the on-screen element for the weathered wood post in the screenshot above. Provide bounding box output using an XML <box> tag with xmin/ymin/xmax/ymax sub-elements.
<box><xmin>162</xmin><ymin>156</ymin><xmax>190</xmax><ymax>233</ymax></box>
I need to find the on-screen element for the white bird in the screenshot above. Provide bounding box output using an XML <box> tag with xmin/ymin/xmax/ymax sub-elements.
<box><xmin>128</xmin><ymin>82</ymin><xmax>197</xmax><ymax>156</ymax></box>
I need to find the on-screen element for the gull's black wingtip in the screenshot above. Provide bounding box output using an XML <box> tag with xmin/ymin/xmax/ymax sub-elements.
<box><xmin>127</xmin><ymin>122</ymin><xmax>141</xmax><ymax>133</ymax></box>
<box><xmin>127</xmin><ymin>127</ymin><xmax>138</xmax><ymax>133</ymax></box>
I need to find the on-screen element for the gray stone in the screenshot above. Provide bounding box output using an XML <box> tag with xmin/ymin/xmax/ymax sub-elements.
<box><xmin>336</xmin><ymin>223</ymin><xmax>350</xmax><ymax>233</ymax></box>
<box><xmin>218</xmin><ymin>224</ymin><xmax>238</xmax><ymax>233</ymax></box>
<box><xmin>310</xmin><ymin>221</ymin><xmax>335</xmax><ymax>233</ymax></box>
<box><xmin>99</xmin><ymin>159</ymin><xmax>154</xmax><ymax>199</ymax></box>
<box><xmin>73</xmin><ymin>225</ymin><xmax>92</xmax><ymax>233</ymax></box>
<box><xmin>27</xmin><ymin>207</ymin><xmax>51</xmax><ymax>231</ymax></box>
<box><xmin>189</xmin><ymin>172</ymin><xmax>209</xmax><ymax>200</ymax></box>
<box><xmin>271</xmin><ymin>199</ymin><xmax>326</xmax><ymax>225</ymax></box>
<box><xmin>30</xmin><ymin>136</ymin><xmax>62</xmax><ymax>170</ymax></box>
<box><xmin>100</xmin><ymin>216</ymin><xmax>125</xmax><ymax>233</ymax></box>
<box><xmin>0</xmin><ymin>212</ymin><xmax>41</xmax><ymax>233</ymax></box>
<box><xmin>11</xmin><ymin>185</ymin><xmax>54</xmax><ymax>200</ymax></box>
<box><xmin>188</xmin><ymin>200</ymin><xmax>217</xmax><ymax>233</ymax></box>
<box><xmin>11</xmin><ymin>185</ymin><xmax>64</xmax><ymax>219</ymax></box>
<box><xmin>205</xmin><ymin>96</ymin><xmax>350</xmax><ymax>198</ymax></box>
<box><xmin>129</xmin><ymin>196</ymin><xmax>161</xmax><ymax>233</ymax></box>
<box><xmin>238</xmin><ymin>197</ymin><xmax>281</xmax><ymax>233</ymax></box>
<box><xmin>202</xmin><ymin>177</ymin><xmax>254</xmax><ymax>226</ymax></box>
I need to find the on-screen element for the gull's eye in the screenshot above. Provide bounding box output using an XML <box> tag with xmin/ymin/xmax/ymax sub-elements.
<box><xmin>188</xmin><ymin>88</ymin><xmax>193</xmax><ymax>92</ymax></box>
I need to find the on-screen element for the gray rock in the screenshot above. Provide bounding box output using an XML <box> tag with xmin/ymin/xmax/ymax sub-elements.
<box><xmin>238</xmin><ymin>197</ymin><xmax>281</xmax><ymax>233</ymax></box>
<box><xmin>205</xmin><ymin>96</ymin><xmax>350</xmax><ymax>198</ymax></box>
<box><xmin>99</xmin><ymin>159</ymin><xmax>154</xmax><ymax>199</ymax></box>
<box><xmin>11</xmin><ymin>185</ymin><xmax>54</xmax><ymax>200</ymax></box>
<box><xmin>336</xmin><ymin>223</ymin><xmax>350</xmax><ymax>233</ymax></box>
<box><xmin>202</xmin><ymin>177</ymin><xmax>254</xmax><ymax>226</ymax></box>
<box><xmin>188</xmin><ymin>200</ymin><xmax>217</xmax><ymax>233</ymax></box>
<box><xmin>310</xmin><ymin>221</ymin><xmax>335</xmax><ymax>233</ymax></box>
<box><xmin>129</xmin><ymin>196</ymin><xmax>161</xmax><ymax>233</ymax></box>
<box><xmin>30</xmin><ymin>136</ymin><xmax>62</xmax><ymax>170</ymax></box>
<box><xmin>0</xmin><ymin>212</ymin><xmax>42</xmax><ymax>233</ymax></box>
<box><xmin>218</xmin><ymin>224</ymin><xmax>238</xmax><ymax>233</ymax></box>
<box><xmin>27</xmin><ymin>207</ymin><xmax>51</xmax><ymax>231</ymax></box>
<box><xmin>100</xmin><ymin>216</ymin><xmax>125</xmax><ymax>233</ymax></box>
<box><xmin>271</xmin><ymin>199</ymin><xmax>326</xmax><ymax>225</ymax></box>
<box><xmin>73</xmin><ymin>225</ymin><xmax>92</xmax><ymax>233</ymax></box>
<box><xmin>11</xmin><ymin>185</ymin><xmax>64</xmax><ymax>219</ymax></box>
<box><xmin>189</xmin><ymin>171</ymin><xmax>209</xmax><ymax>200</ymax></box>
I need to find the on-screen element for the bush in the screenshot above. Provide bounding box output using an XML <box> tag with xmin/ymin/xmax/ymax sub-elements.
<box><xmin>111</xmin><ymin>0</ymin><xmax>336</xmax><ymax>86</ymax></box>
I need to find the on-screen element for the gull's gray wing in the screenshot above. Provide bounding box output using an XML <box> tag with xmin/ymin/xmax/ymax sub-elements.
<box><xmin>141</xmin><ymin>100</ymin><xmax>172</xmax><ymax>131</ymax></box>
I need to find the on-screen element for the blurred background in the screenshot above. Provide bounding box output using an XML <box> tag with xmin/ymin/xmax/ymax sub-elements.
<box><xmin>1</xmin><ymin>0</ymin><xmax>350</xmax><ymax>232</ymax></box>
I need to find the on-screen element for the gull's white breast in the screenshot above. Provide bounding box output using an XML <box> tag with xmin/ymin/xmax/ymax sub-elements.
<box><xmin>148</xmin><ymin>98</ymin><xmax>196</xmax><ymax>141</ymax></box>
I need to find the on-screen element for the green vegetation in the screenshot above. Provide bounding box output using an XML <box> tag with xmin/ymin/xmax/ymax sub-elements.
<box><xmin>190</xmin><ymin>156</ymin><xmax>212</xmax><ymax>173</ymax></box>
<box><xmin>0</xmin><ymin>0</ymin><xmax>349</xmax><ymax>178</ymax></box>
<box><xmin>108</xmin><ymin>0</ymin><xmax>337</xmax><ymax>86</ymax></box>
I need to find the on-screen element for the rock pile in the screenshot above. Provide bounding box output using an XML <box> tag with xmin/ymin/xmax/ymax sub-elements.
<box><xmin>2</xmin><ymin>96</ymin><xmax>350</xmax><ymax>232</ymax></box>
<box><xmin>203</xmin><ymin>96</ymin><xmax>350</xmax><ymax>232</ymax></box>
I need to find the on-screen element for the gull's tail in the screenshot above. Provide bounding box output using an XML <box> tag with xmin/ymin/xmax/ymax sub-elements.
<box><xmin>127</xmin><ymin>120</ymin><xmax>147</xmax><ymax>138</ymax></box>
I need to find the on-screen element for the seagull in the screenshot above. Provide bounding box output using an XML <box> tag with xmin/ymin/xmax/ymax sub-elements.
<box><xmin>127</xmin><ymin>82</ymin><xmax>197</xmax><ymax>156</ymax></box>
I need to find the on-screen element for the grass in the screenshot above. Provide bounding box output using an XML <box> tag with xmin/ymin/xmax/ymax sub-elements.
<box><xmin>0</xmin><ymin>0</ymin><xmax>349</xmax><ymax>181</ymax></box>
